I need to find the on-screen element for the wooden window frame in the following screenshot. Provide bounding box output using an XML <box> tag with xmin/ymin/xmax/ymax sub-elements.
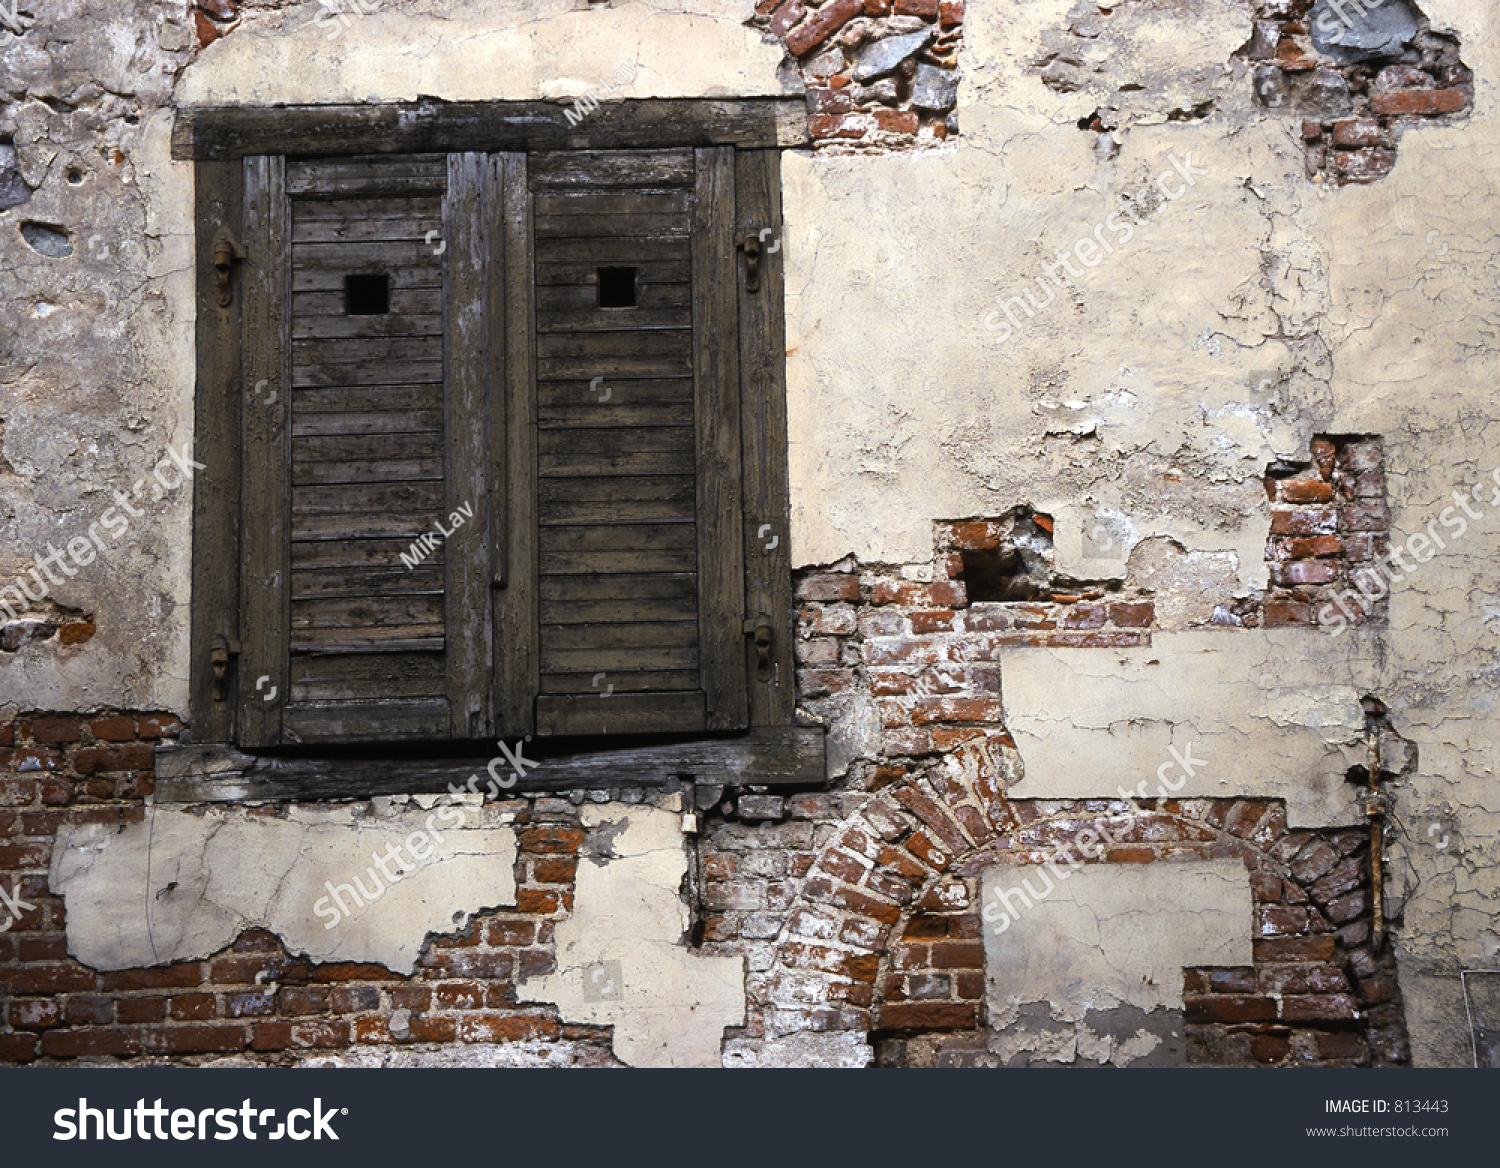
<box><xmin>171</xmin><ymin>98</ymin><xmax>822</xmax><ymax>800</ymax></box>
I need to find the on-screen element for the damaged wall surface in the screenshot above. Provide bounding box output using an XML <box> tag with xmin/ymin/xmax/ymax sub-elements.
<box><xmin>1</xmin><ymin>0</ymin><xmax>1496</xmax><ymax>1070</ymax></box>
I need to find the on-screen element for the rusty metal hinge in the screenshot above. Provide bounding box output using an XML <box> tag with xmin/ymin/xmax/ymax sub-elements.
<box><xmin>212</xmin><ymin>230</ymin><xmax>241</xmax><ymax>308</ymax></box>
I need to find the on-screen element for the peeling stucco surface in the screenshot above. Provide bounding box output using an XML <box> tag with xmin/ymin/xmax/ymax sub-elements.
<box><xmin>1003</xmin><ymin>629</ymin><xmax>1378</xmax><ymax>827</ymax></box>
<box><xmin>177</xmin><ymin>1</ymin><xmax>793</xmax><ymax>106</ymax></box>
<box><xmin>983</xmin><ymin>860</ymin><xmax>1253</xmax><ymax>1066</ymax></box>
<box><xmin>49</xmin><ymin>798</ymin><xmax>517</xmax><ymax>975</ymax></box>
<box><xmin>520</xmin><ymin>803</ymin><xmax>745</xmax><ymax>1068</ymax></box>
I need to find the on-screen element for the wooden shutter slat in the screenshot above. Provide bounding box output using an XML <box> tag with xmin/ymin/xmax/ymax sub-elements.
<box><xmin>291</xmin><ymin>652</ymin><xmax>445</xmax><ymax>702</ymax></box>
<box><xmin>693</xmin><ymin>146</ymin><xmax>748</xmax><ymax>731</ymax></box>
<box><xmin>443</xmin><ymin>152</ymin><xmax>497</xmax><ymax>738</ymax></box>
<box><xmin>494</xmin><ymin>152</ymin><xmax>541</xmax><ymax>737</ymax></box>
<box><xmin>535</xmin><ymin>692</ymin><xmax>706</xmax><ymax>737</ymax></box>
<box><xmin>287</xmin><ymin>154</ymin><xmax>447</xmax><ymax>198</ymax></box>
<box><xmin>237</xmin><ymin>154</ymin><xmax>292</xmax><ymax>748</ymax></box>
<box><xmin>528</xmin><ymin>149</ymin><xmax>695</xmax><ymax>188</ymax></box>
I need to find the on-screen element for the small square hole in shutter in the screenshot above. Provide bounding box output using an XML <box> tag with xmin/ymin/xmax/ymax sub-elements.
<box><xmin>597</xmin><ymin>266</ymin><xmax>637</xmax><ymax>308</ymax></box>
<box><xmin>344</xmin><ymin>273</ymin><xmax>391</xmax><ymax>315</ymax></box>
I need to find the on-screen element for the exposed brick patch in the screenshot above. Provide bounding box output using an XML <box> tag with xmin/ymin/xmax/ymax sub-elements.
<box><xmin>751</xmin><ymin>0</ymin><xmax>964</xmax><ymax>151</ymax></box>
<box><xmin>1242</xmin><ymin>2</ymin><xmax>1472</xmax><ymax>185</ymax></box>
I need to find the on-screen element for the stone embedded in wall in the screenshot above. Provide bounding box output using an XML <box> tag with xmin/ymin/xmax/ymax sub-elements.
<box><xmin>1242</xmin><ymin>0</ymin><xmax>1472</xmax><ymax>184</ymax></box>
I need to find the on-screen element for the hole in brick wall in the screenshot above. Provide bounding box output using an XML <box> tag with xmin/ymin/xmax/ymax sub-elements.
<box><xmin>1240</xmin><ymin>0</ymin><xmax>1472</xmax><ymax>185</ymax></box>
<box><xmin>597</xmin><ymin>266</ymin><xmax>637</xmax><ymax>308</ymax></box>
<box><xmin>956</xmin><ymin>507</ymin><xmax>1053</xmax><ymax>602</ymax></box>
<box><xmin>343</xmin><ymin>273</ymin><xmax>390</xmax><ymax>316</ymax></box>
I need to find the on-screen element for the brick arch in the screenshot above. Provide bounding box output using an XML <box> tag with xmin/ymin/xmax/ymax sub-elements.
<box><xmin>765</xmin><ymin>735</ymin><xmax>1406</xmax><ymax>1065</ymax></box>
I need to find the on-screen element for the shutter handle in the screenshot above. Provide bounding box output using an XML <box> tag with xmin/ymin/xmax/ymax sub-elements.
<box><xmin>211</xmin><ymin>633</ymin><xmax>241</xmax><ymax>703</ymax></box>
<box><xmin>745</xmin><ymin>618</ymin><xmax>773</xmax><ymax>680</ymax></box>
<box><xmin>737</xmin><ymin>231</ymin><xmax>763</xmax><ymax>294</ymax></box>
<box><xmin>212</xmin><ymin>231</ymin><xmax>241</xmax><ymax>308</ymax></box>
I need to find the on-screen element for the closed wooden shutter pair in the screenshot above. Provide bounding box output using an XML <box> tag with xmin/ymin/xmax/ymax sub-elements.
<box><xmin>225</xmin><ymin>147</ymin><xmax>784</xmax><ymax>747</ymax></box>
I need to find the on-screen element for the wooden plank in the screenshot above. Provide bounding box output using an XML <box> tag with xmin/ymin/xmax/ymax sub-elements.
<box><xmin>282</xmin><ymin>698</ymin><xmax>451</xmax><ymax>743</ymax></box>
<box><xmin>536</xmin><ymin>692</ymin><xmax>706</xmax><ymax>737</ymax></box>
<box><xmin>540</xmin><ymin>486</ymin><xmax>695</xmax><ymax>526</ymax></box>
<box><xmin>534</xmin><ymin>257</ymin><xmax>691</xmax><ymax>288</ymax></box>
<box><xmin>292</xmin><ymin>407</ymin><xmax>442</xmax><ymax>438</ymax></box>
<box><xmin>539</xmin><ymin>670</ymin><xmax>702</xmax><ymax>694</ymax></box>
<box><xmin>285</xmin><ymin>155</ymin><xmax>448</xmax><ymax>197</ymax></box>
<box><xmin>736</xmin><ymin>148</ymin><xmax>796</xmax><ymax>727</ymax></box>
<box><xmin>291</xmin><ymin>455</ymin><xmax>443</xmax><ymax>485</ymax></box>
<box><xmin>694</xmin><ymin>146</ymin><xmax>748</xmax><ymax>731</ymax></box>
<box><xmin>292</xmin><ymin>312</ymin><xmax>442</xmax><ymax>341</ymax></box>
<box><xmin>295</xmin><ymin>286</ymin><xmax>442</xmax><ymax>317</ymax></box>
<box><xmin>535</xmin><ymin>337</ymin><xmax>692</xmax><ymax>381</ymax></box>
<box><xmin>538</xmin><ymin>401</ymin><xmax>696</xmax><ymax>430</ymax></box>
<box><xmin>292</xmin><ymin>538</ymin><xmax>436</xmax><ymax>570</ymax></box>
<box><xmin>536</xmin><ymin>378</ymin><xmax>692</xmax><ymax>407</ymax></box>
<box><xmin>534</xmin><ymin>211</ymin><xmax>691</xmax><ymax>239</ymax></box>
<box><xmin>294</xmin><ymin>195</ymin><xmax>443</xmax><ymax>221</ymax></box>
<box><xmin>539</xmin><ymin>523</ymin><xmax>695</xmax><ymax>556</ymax></box>
<box><xmin>190</xmin><ymin>158</ymin><xmax>243</xmax><ymax>746</ymax></box>
<box><xmin>237</xmin><ymin>154</ymin><xmax>291</xmax><ymax>748</ymax></box>
<box><xmin>292</xmin><ymin>594</ymin><xmax>444</xmax><ymax>631</ymax></box>
<box><xmin>291</xmin><ymin>652</ymin><xmax>446</xmax><ymax>702</ymax></box>
<box><xmin>291</xmin><ymin>385</ymin><xmax>443</xmax><ymax>414</ymax></box>
<box><xmin>293</xmin><ymin>479</ymin><xmax>445</xmax><ymax>516</ymax></box>
<box><xmin>540</xmin><ymin>595</ymin><xmax>695</xmax><ymax>625</ymax></box>
<box><xmin>292</xmin><ymin>335</ymin><xmax>444</xmax><ymax>364</ymax></box>
<box><xmin>536</xmin><ymin>425</ymin><xmax>693</xmax><ymax>456</ymax></box>
<box><xmin>534</xmin><ymin>236</ymin><xmax>688</xmax><ymax>265</ymax></box>
<box><xmin>536</xmin><ymin>306</ymin><xmax>692</xmax><ymax>334</ymax></box>
<box><xmin>537</xmin><ymin>448</ymin><xmax>696</xmax><ymax>478</ymax></box>
<box><xmin>444</xmin><ymin>152</ymin><xmax>495</xmax><ymax>738</ymax></box>
<box><xmin>292</xmin><ymin>565</ymin><xmax>444</xmax><ymax>600</ymax></box>
<box><xmin>292</xmin><ymin>431</ymin><xmax>444</xmax><ymax>465</ymax></box>
<box><xmin>535</xmin><ymin>189</ymin><xmax>692</xmax><ymax>218</ymax></box>
<box><xmin>537</xmin><ymin>282</ymin><xmax>690</xmax><ymax>311</ymax></box>
<box><xmin>291</xmin><ymin>240</ymin><xmax>446</xmax><ymax>270</ymax></box>
<box><xmin>530</xmin><ymin>149</ymin><xmax>695</xmax><ymax>189</ymax></box>
<box><xmin>543</xmin><ymin>621</ymin><xmax>697</xmax><ymax>651</ymax></box>
<box><xmin>494</xmin><ymin>152</ymin><xmax>539</xmax><ymax>737</ymax></box>
<box><xmin>542</xmin><ymin>645</ymin><xmax>699</xmax><ymax>674</ymax></box>
<box><xmin>155</xmin><ymin>728</ymin><xmax>829</xmax><ymax>802</ymax></box>
<box><xmin>292</xmin><ymin>359</ymin><xmax>445</xmax><ymax>389</ymax></box>
<box><xmin>292</xmin><ymin>507</ymin><xmax>443</xmax><ymax>542</ymax></box>
<box><xmin>293</xmin><ymin>268</ymin><xmax>444</xmax><ymax>294</ymax></box>
<box><xmin>291</xmin><ymin>214</ymin><xmax>444</xmax><ymax>245</ymax></box>
<box><xmin>540</xmin><ymin>572</ymin><xmax>696</xmax><ymax>603</ymax></box>
<box><xmin>176</xmin><ymin>103</ymin><xmax>809</xmax><ymax>161</ymax></box>
<box><xmin>292</xmin><ymin>625</ymin><xmax>446</xmax><ymax>651</ymax></box>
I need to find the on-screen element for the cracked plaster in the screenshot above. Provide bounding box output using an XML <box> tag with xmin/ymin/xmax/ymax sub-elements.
<box><xmin>982</xmin><ymin>859</ymin><xmax>1253</xmax><ymax>1066</ymax></box>
<box><xmin>49</xmin><ymin>798</ymin><xmax>517</xmax><ymax>975</ymax></box>
<box><xmin>520</xmin><ymin>803</ymin><xmax>745</xmax><ymax>1068</ymax></box>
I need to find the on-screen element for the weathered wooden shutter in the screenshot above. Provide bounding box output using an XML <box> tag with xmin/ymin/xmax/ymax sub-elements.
<box><xmin>528</xmin><ymin>148</ymin><xmax>748</xmax><ymax>736</ymax></box>
<box><xmin>236</xmin><ymin>153</ymin><xmax>495</xmax><ymax>745</ymax></box>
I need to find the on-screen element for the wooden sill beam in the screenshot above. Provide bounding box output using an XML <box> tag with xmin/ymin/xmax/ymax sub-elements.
<box><xmin>172</xmin><ymin>98</ymin><xmax>811</xmax><ymax>161</ymax></box>
<box><xmin>154</xmin><ymin>727</ymin><xmax>827</xmax><ymax>804</ymax></box>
